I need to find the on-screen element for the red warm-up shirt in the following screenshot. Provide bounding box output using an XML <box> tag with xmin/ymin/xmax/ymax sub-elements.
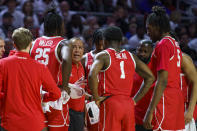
<box><xmin>0</xmin><ymin>51</ymin><xmax>61</xmax><ymax>131</ymax></box>
<box><xmin>68</xmin><ymin>62</ymin><xmax>85</xmax><ymax>112</ymax></box>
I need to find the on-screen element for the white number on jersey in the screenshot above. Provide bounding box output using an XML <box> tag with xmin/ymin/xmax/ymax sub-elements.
<box><xmin>35</xmin><ymin>48</ymin><xmax>50</xmax><ymax>65</ymax></box>
<box><xmin>177</xmin><ymin>49</ymin><xmax>181</xmax><ymax>67</ymax></box>
<box><xmin>120</xmin><ymin>61</ymin><xmax>125</xmax><ymax>79</ymax></box>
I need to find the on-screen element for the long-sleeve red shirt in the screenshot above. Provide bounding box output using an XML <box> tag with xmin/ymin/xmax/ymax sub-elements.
<box><xmin>0</xmin><ymin>51</ymin><xmax>61</xmax><ymax>131</ymax></box>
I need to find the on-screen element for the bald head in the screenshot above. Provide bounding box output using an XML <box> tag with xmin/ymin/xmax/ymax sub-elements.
<box><xmin>136</xmin><ymin>39</ymin><xmax>153</xmax><ymax>63</ymax></box>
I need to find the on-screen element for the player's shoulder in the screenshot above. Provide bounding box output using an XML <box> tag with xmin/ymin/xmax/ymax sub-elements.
<box><xmin>182</xmin><ymin>53</ymin><xmax>193</xmax><ymax>63</ymax></box>
<box><xmin>0</xmin><ymin>55</ymin><xmax>15</xmax><ymax>65</ymax></box>
<box><xmin>34</xmin><ymin>36</ymin><xmax>45</xmax><ymax>41</ymax></box>
<box><xmin>94</xmin><ymin>50</ymin><xmax>109</xmax><ymax>61</ymax></box>
<box><xmin>156</xmin><ymin>37</ymin><xmax>175</xmax><ymax>50</ymax></box>
<box><xmin>160</xmin><ymin>36</ymin><xmax>176</xmax><ymax>46</ymax></box>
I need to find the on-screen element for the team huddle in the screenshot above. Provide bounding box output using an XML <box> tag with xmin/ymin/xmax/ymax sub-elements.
<box><xmin>0</xmin><ymin>6</ymin><xmax>197</xmax><ymax>131</ymax></box>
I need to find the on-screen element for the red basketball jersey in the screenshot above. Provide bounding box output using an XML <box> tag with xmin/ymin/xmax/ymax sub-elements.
<box><xmin>99</xmin><ymin>48</ymin><xmax>136</xmax><ymax>96</ymax></box>
<box><xmin>85</xmin><ymin>51</ymin><xmax>94</xmax><ymax>94</ymax></box>
<box><xmin>30</xmin><ymin>36</ymin><xmax>69</xmax><ymax>127</ymax></box>
<box><xmin>30</xmin><ymin>36</ymin><xmax>65</xmax><ymax>85</ymax></box>
<box><xmin>150</xmin><ymin>36</ymin><xmax>182</xmax><ymax>90</ymax></box>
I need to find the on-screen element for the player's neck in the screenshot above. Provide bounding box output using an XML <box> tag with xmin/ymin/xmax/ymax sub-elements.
<box><xmin>72</xmin><ymin>61</ymin><xmax>79</xmax><ymax>67</ymax></box>
<box><xmin>109</xmin><ymin>46</ymin><xmax>121</xmax><ymax>52</ymax></box>
<box><xmin>161</xmin><ymin>32</ymin><xmax>170</xmax><ymax>39</ymax></box>
<box><xmin>92</xmin><ymin>49</ymin><xmax>102</xmax><ymax>54</ymax></box>
<box><xmin>16</xmin><ymin>45</ymin><xmax>31</xmax><ymax>53</ymax></box>
<box><xmin>19</xmin><ymin>48</ymin><xmax>30</xmax><ymax>53</ymax></box>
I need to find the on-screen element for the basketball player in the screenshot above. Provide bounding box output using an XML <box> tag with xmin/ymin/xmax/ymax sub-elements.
<box><xmin>142</xmin><ymin>6</ymin><xmax>185</xmax><ymax>130</ymax></box>
<box><xmin>132</xmin><ymin>40</ymin><xmax>197</xmax><ymax>131</ymax></box>
<box><xmin>0</xmin><ymin>27</ymin><xmax>61</xmax><ymax>131</ymax></box>
<box><xmin>81</xmin><ymin>28</ymin><xmax>104</xmax><ymax>131</ymax></box>
<box><xmin>30</xmin><ymin>9</ymin><xmax>72</xmax><ymax>131</ymax></box>
<box><xmin>82</xmin><ymin>28</ymin><xmax>104</xmax><ymax>96</ymax></box>
<box><xmin>88</xmin><ymin>26</ymin><xmax>155</xmax><ymax>131</ymax></box>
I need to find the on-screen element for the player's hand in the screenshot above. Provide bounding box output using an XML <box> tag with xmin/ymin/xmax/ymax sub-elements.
<box><xmin>143</xmin><ymin>110</ymin><xmax>153</xmax><ymax>129</ymax></box>
<box><xmin>74</xmin><ymin>77</ymin><xmax>87</xmax><ymax>86</ymax></box>
<box><xmin>63</xmin><ymin>86</ymin><xmax>71</xmax><ymax>95</ymax></box>
<box><xmin>184</xmin><ymin>110</ymin><xmax>193</xmax><ymax>124</ymax></box>
<box><xmin>95</xmin><ymin>96</ymin><xmax>107</xmax><ymax>108</ymax></box>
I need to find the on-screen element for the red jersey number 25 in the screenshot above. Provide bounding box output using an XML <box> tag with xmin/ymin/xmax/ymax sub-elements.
<box><xmin>35</xmin><ymin>48</ymin><xmax>50</xmax><ymax>65</ymax></box>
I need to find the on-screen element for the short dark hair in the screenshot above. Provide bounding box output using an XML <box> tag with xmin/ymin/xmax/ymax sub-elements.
<box><xmin>103</xmin><ymin>26</ymin><xmax>123</xmax><ymax>42</ymax></box>
<box><xmin>92</xmin><ymin>28</ymin><xmax>104</xmax><ymax>46</ymax></box>
<box><xmin>12</xmin><ymin>27</ymin><xmax>33</xmax><ymax>50</ymax></box>
<box><xmin>146</xmin><ymin>6</ymin><xmax>170</xmax><ymax>34</ymax></box>
<box><xmin>44</xmin><ymin>8</ymin><xmax>63</xmax><ymax>36</ymax></box>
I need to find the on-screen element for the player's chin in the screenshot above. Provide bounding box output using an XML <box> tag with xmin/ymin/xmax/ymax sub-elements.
<box><xmin>73</xmin><ymin>58</ymin><xmax>81</xmax><ymax>63</ymax></box>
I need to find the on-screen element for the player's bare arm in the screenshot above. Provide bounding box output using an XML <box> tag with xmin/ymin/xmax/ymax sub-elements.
<box><xmin>57</xmin><ymin>40</ymin><xmax>73</xmax><ymax>94</ymax></box>
<box><xmin>143</xmin><ymin>70</ymin><xmax>168</xmax><ymax>129</ymax></box>
<box><xmin>88</xmin><ymin>51</ymin><xmax>109</xmax><ymax>107</ymax></box>
<box><xmin>181</xmin><ymin>53</ymin><xmax>197</xmax><ymax>124</ymax></box>
<box><xmin>133</xmin><ymin>54</ymin><xmax>155</xmax><ymax>103</ymax></box>
<box><xmin>81</xmin><ymin>54</ymin><xmax>88</xmax><ymax>80</ymax></box>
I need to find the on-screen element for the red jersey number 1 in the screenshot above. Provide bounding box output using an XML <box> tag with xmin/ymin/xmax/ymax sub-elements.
<box><xmin>120</xmin><ymin>61</ymin><xmax>125</xmax><ymax>79</ymax></box>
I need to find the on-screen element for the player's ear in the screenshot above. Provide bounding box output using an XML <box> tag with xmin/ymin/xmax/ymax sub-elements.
<box><xmin>13</xmin><ymin>43</ymin><xmax>18</xmax><ymax>50</ymax></box>
<box><xmin>29</xmin><ymin>42</ymin><xmax>32</xmax><ymax>49</ymax></box>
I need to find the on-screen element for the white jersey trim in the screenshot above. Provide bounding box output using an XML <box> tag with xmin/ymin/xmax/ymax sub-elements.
<box><xmin>128</xmin><ymin>52</ymin><xmax>136</xmax><ymax>69</ymax></box>
<box><xmin>102</xmin><ymin>103</ymin><xmax>106</xmax><ymax>131</ymax></box>
<box><xmin>154</xmin><ymin>93</ymin><xmax>165</xmax><ymax>131</ymax></box>
<box><xmin>180</xmin><ymin>73</ymin><xmax>184</xmax><ymax>90</ymax></box>
<box><xmin>42</xmin><ymin>36</ymin><xmax>62</xmax><ymax>39</ymax></box>
<box><xmin>153</xmin><ymin>129</ymin><xmax>185</xmax><ymax>131</ymax></box>
<box><xmin>180</xmin><ymin>73</ymin><xmax>189</xmax><ymax>103</ymax></box>
<box><xmin>55</xmin><ymin>39</ymin><xmax>66</xmax><ymax>64</ymax></box>
<box><xmin>56</xmin><ymin>64</ymin><xmax>61</xmax><ymax>86</ymax></box>
<box><xmin>48</xmin><ymin>102</ymin><xmax>69</xmax><ymax>127</ymax></box>
<box><xmin>85</xmin><ymin>51</ymin><xmax>94</xmax><ymax>68</ymax></box>
<box><xmin>162</xmin><ymin>37</ymin><xmax>175</xmax><ymax>61</ymax></box>
<box><xmin>85</xmin><ymin>53</ymin><xmax>88</xmax><ymax>68</ymax></box>
<box><xmin>30</xmin><ymin>40</ymin><xmax>37</xmax><ymax>55</ymax></box>
<box><xmin>90</xmin><ymin>50</ymin><xmax>94</xmax><ymax>57</ymax></box>
<box><xmin>100</xmin><ymin>50</ymin><xmax>111</xmax><ymax>72</ymax></box>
